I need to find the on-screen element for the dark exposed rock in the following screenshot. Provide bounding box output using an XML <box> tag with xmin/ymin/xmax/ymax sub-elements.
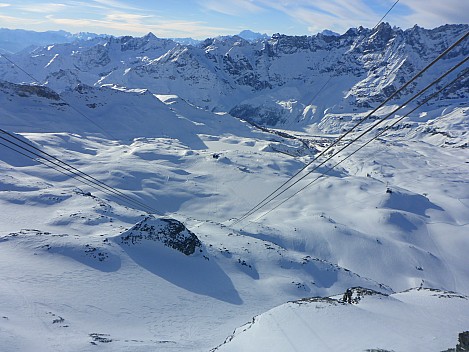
<box><xmin>292</xmin><ymin>296</ymin><xmax>343</xmax><ymax>306</ymax></box>
<box><xmin>458</xmin><ymin>332</ymin><xmax>469</xmax><ymax>351</ymax></box>
<box><xmin>441</xmin><ymin>331</ymin><xmax>469</xmax><ymax>352</ymax></box>
<box><xmin>89</xmin><ymin>333</ymin><xmax>112</xmax><ymax>344</ymax></box>
<box><xmin>346</xmin><ymin>287</ymin><xmax>389</xmax><ymax>304</ymax></box>
<box><xmin>290</xmin><ymin>287</ymin><xmax>388</xmax><ymax>307</ymax></box>
<box><xmin>229</xmin><ymin>104</ymin><xmax>286</xmax><ymax>126</ymax></box>
<box><xmin>0</xmin><ymin>80</ymin><xmax>60</xmax><ymax>100</ymax></box>
<box><xmin>118</xmin><ymin>215</ymin><xmax>202</xmax><ymax>255</ymax></box>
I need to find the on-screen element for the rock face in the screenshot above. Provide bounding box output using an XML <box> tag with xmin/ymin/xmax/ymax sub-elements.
<box><xmin>458</xmin><ymin>332</ymin><xmax>469</xmax><ymax>351</ymax></box>
<box><xmin>118</xmin><ymin>215</ymin><xmax>202</xmax><ymax>255</ymax></box>
<box><xmin>442</xmin><ymin>331</ymin><xmax>469</xmax><ymax>352</ymax></box>
<box><xmin>0</xmin><ymin>80</ymin><xmax>60</xmax><ymax>100</ymax></box>
<box><xmin>293</xmin><ymin>286</ymin><xmax>388</xmax><ymax>306</ymax></box>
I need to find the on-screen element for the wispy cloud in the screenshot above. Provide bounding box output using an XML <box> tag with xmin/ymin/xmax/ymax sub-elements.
<box><xmin>258</xmin><ymin>0</ymin><xmax>376</xmax><ymax>33</ymax></box>
<box><xmin>197</xmin><ymin>0</ymin><xmax>395</xmax><ymax>33</ymax></box>
<box><xmin>0</xmin><ymin>0</ymin><xmax>466</xmax><ymax>39</ymax></box>
<box><xmin>92</xmin><ymin>0</ymin><xmax>143</xmax><ymax>12</ymax></box>
<box><xmin>0</xmin><ymin>13</ymin><xmax>43</xmax><ymax>25</ymax></box>
<box><xmin>0</xmin><ymin>0</ymin><xmax>233</xmax><ymax>38</ymax></box>
<box><xmin>18</xmin><ymin>3</ymin><xmax>68</xmax><ymax>14</ymax></box>
<box><xmin>200</xmin><ymin>0</ymin><xmax>264</xmax><ymax>16</ymax></box>
<box><xmin>397</xmin><ymin>0</ymin><xmax>469</xmax><ymax>28</ymax></box>
<box><xmin>13</xmin><ymin>0</ymin><xmax>143</xmax><ymax>16</ymax></box>
<box><xmin>46</xmin><ymin>13</ymin><xmax>233</xmax><ymax>38</ymax></box>
<box><xmin>65</xmin><ymin>1</ymin><xmax>109</xmax><ymax>10</ymax></box>
<box><xmin>199</xmin><ymin>0</ymin><xmax>469</xmax><ymax>34</ymax></box>
<box><xmin>105</xmin><ymin>13</ymin><xmax>152</xmax><ymax>23</ymax></box>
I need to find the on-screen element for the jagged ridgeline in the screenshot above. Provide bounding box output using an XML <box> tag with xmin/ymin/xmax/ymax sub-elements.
<box><xmin>0</xmin><ymin>23</ymin><xmax>467</xmax><ymax>128</ymax></box>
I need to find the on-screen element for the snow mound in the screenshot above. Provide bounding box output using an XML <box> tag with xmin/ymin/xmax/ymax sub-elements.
<box><xmin>1</xmin><ymin>228</ymin><xmax>121</xmax><ymax>272</ymax></box>
<box><xmin>116</xmin><ymin>215</ymin><xmax>202</xmax><ymax>255</ymax></box>
<box><xmin>213</xmin><ymin>287</ymin><xmax>469</xmax><ymax>352</ymax></box>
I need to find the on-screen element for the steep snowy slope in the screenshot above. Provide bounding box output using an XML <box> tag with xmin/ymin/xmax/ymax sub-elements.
<box><xmin>0</xmin><ymin>33</ymin><xmax>177</xmax><ymax>92</ymax></box>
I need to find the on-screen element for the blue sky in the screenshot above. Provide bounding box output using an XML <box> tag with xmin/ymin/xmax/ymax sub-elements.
<box><xmin>0</xmin><ymin>0</ymin><xmax>468</xmax><ymax>38</ymax></box>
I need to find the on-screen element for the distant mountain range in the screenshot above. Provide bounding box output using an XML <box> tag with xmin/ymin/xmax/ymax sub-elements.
<box><xmin>1</xmin><ymin>23</ymin><xmax>467</xmax><ymax>129</ymax></box>
<box><xmin>0</xmin><ymin>28</ymin><xmax>269</xmax><ymax>54</ymax></box>
<box><xmin>0</xmin><ymin>28</ymin><xmax>107</xmax><ymax>53</ymax></box>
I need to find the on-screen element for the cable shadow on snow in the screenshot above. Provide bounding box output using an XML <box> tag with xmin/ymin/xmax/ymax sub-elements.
<box><xmin>118</xmin><ymin>241</ymin><xmax>243</xmax><ymax>305</ymax></box>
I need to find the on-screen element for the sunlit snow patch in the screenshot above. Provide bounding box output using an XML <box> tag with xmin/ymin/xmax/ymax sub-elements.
<box><xmin>213</xmin><ymin>287</ymin><xmax>469</xmax><ymax>352</ymax></box>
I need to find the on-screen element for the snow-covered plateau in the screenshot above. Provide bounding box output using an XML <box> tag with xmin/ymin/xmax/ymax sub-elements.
<box><xmin>0</xmin><ymin>24</ymin><xmax>468</xmax><ymax>351</ymax></box>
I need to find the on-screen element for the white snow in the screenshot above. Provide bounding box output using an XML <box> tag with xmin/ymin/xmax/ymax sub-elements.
<box><xmin>214</xmin><ymin>288</ymin><xmax>469</xmax><ymax>352</ymax></box>
<box><xmin>0</xmin><ymin>25</ymin><xmax>468</xmax><ymax>351</ymax></box>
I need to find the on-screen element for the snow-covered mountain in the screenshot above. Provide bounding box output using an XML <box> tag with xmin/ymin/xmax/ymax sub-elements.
<box><xmin>0</xmin><ymin>24</ymin><xmax>468</xmax><ymax>351</ymax></box>
<box><xmin>0</xmin><ymin>23</ymin><xmax>467</xmax><ymax>129</ymax></box>
<box><xmin>170</xmin><ymin>30</ymin><xmax>267</xmax><ymax>46</ymax></box>
<box><xmin>236</xmin><ymin>30</ymin><xmax>269</xmax><ymax>42</ymax></box>
<box><xmin>0</xmin><ymin>28</ymin><xmax>107</xmax><ymax>54</ymax></box>
<box><xmin>320</xmin><ymin>29</ymin><xmax>341</xmax><ymax>37</ymax></box>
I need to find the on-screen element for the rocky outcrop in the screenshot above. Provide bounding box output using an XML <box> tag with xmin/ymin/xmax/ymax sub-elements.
<box><xmin>441</xmin><ymin>331</ymin><xmax>469</xmax><ymax>352</ymax></box>
<box><xmin>0</xmin><ymin>80</ymin><xmax>60</xmax><ymax>100</ymax></box>
<box><xmin>118</xmin><ymin>215</ymin><xmax>202</xmax><ymax>255</ymax></box>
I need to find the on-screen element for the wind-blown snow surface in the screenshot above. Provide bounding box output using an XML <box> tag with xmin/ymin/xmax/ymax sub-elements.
<box><xmin>1</xmin><ymin>25</ymin><xmax>469</xmax><ymax>351</ymax></box>
<box><xmin>1</xmin><ymin>82</ymin><xmax>468</xmax><ymax>351</ymax></box>
<box><xmin>214</xmin><ymin>288</ymin><xmax>469</xmax><ymax>352</ymax></box>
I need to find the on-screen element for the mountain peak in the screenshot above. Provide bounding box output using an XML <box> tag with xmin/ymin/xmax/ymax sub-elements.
<box><xmin>320</xmin><ymin>29</ymin><xmax>340</xmax><ymax>37</ymax></box>
<box><xmin>143</xmin><ymin>32</ymin><xmax>157</xmax><ymax>39</ymax></box>
<box><xmin>237</xmin><ymin>30</ymin><xmax>269</xmax><ymax>41</ymax></box>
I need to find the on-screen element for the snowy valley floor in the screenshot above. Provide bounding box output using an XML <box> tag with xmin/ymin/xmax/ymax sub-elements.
<box><xmin>1</xmin><ymin>100</ymin><xmax>469</xmax><ymax>351</ymax></box>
